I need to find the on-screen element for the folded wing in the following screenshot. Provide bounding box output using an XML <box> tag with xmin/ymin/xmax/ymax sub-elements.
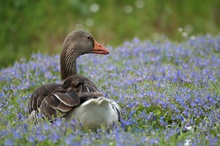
<box><xmin>28</xmin><ymin>75</ymin><xmax>103</xmax><ymax>122</ymax></box>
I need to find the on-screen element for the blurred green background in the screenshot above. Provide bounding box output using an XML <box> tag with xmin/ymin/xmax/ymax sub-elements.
<box><xmin>1</xmin><ymin>0</ymin><xmax>220</xmax><ymax>68</ymax></box>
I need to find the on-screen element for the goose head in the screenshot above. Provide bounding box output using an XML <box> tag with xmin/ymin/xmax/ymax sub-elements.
<box><xmin>60</xmin><ymin>30</ymin><xmax>109</xmax><ymax>80</ymax></box>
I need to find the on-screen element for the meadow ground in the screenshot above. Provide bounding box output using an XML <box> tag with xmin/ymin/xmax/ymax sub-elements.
<box><xmin>0</xmin><ymin>35</ymin><xmax>219</xmax><ymax>145</ymax></box>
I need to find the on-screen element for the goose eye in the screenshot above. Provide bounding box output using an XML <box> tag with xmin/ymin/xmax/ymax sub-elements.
<box><xmin>87</xmin><ymin>36</ymin><xmax>90</xmax><ymax>40</ymax></box>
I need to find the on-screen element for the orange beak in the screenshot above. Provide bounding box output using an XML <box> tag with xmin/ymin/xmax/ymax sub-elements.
<box><xmin>92</xmin><ymin>40</ymin><xmax>109</xmax><ymax>55</ymax></box>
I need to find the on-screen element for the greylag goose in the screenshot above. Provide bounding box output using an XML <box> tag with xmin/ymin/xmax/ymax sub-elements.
<box><xmin>28</xmin><ymin>30</ymin><xmax>122</xmax><ymax>129</ymax></box>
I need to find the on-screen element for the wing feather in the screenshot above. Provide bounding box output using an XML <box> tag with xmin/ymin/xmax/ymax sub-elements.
<box><xmin>28</xmin><ymin>74</ymin><xmax>106</xmax><ymax>122</ymax></box>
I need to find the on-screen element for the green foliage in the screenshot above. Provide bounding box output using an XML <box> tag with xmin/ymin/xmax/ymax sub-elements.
<box><xmin>0</xmin><ymin>0</ymin><xmax>220</xmax><ymax>67</ymax></box>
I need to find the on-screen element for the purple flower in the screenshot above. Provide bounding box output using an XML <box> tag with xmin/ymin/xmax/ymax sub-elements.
<box><xmin>48</xmin><ymin>133</ymin><xmax>60</xmax><ymax>143</ymax></box>
<box><xmin>4</xmin><ymin>139</ymin><xmax>14</xmax><ymax>146</ymax></box>
<box><xmin>36</xmin><ymin>134</ymin><xmax>47</xmax><ymax>142</ymax></box>
<box><xmin>0</xmin><ymin>35</ymin><xmax>220</xmax><ymax>145</ymax></box>
<box><xmin>27</xmin><ymin>136</ymin><xmax>35</xmax><ymax>142</ymax></box>
<box><xmin>65</xmin><ymin>134</ymin><xmax>74</xmax><ymax>145</ymax></box>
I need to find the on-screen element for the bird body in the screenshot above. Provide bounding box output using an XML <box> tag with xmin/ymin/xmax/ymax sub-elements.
<box><xmin>67</xmin><ymin>97</ymin><xmax>120</xmax><ymax>129</ymax></box>
<box><xmin>28</xmin><ymin>30</ymin><xmax>122</xmax><ymax>129</ymax></box>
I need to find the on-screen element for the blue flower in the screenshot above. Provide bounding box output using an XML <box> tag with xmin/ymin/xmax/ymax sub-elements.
<box><xmin>36</xmin><ymin>134</ymin><xmax>47</xmax><ymax>142</ymax></box>
<box><xmin>4</xmin><ymin>139</ymin><xmax>14</xmax><ymax>146</ymax></box>
<box><xmin>0</xmin><ymin>35</ymin><xmax>220</xmax><ymax>145</ymax></box>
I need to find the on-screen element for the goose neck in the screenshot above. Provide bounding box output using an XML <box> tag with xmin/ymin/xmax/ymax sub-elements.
<box><xmin>60</xmin><ymin>49</ymin><xmax>80</xmax><ymax>80</ymax></box>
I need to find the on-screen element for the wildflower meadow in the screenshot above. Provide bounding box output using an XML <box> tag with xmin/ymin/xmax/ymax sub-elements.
<box><xmin>0</xmin><ymin>35</ymin><xmax>219</xmax><ymax>145</ymax></box>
